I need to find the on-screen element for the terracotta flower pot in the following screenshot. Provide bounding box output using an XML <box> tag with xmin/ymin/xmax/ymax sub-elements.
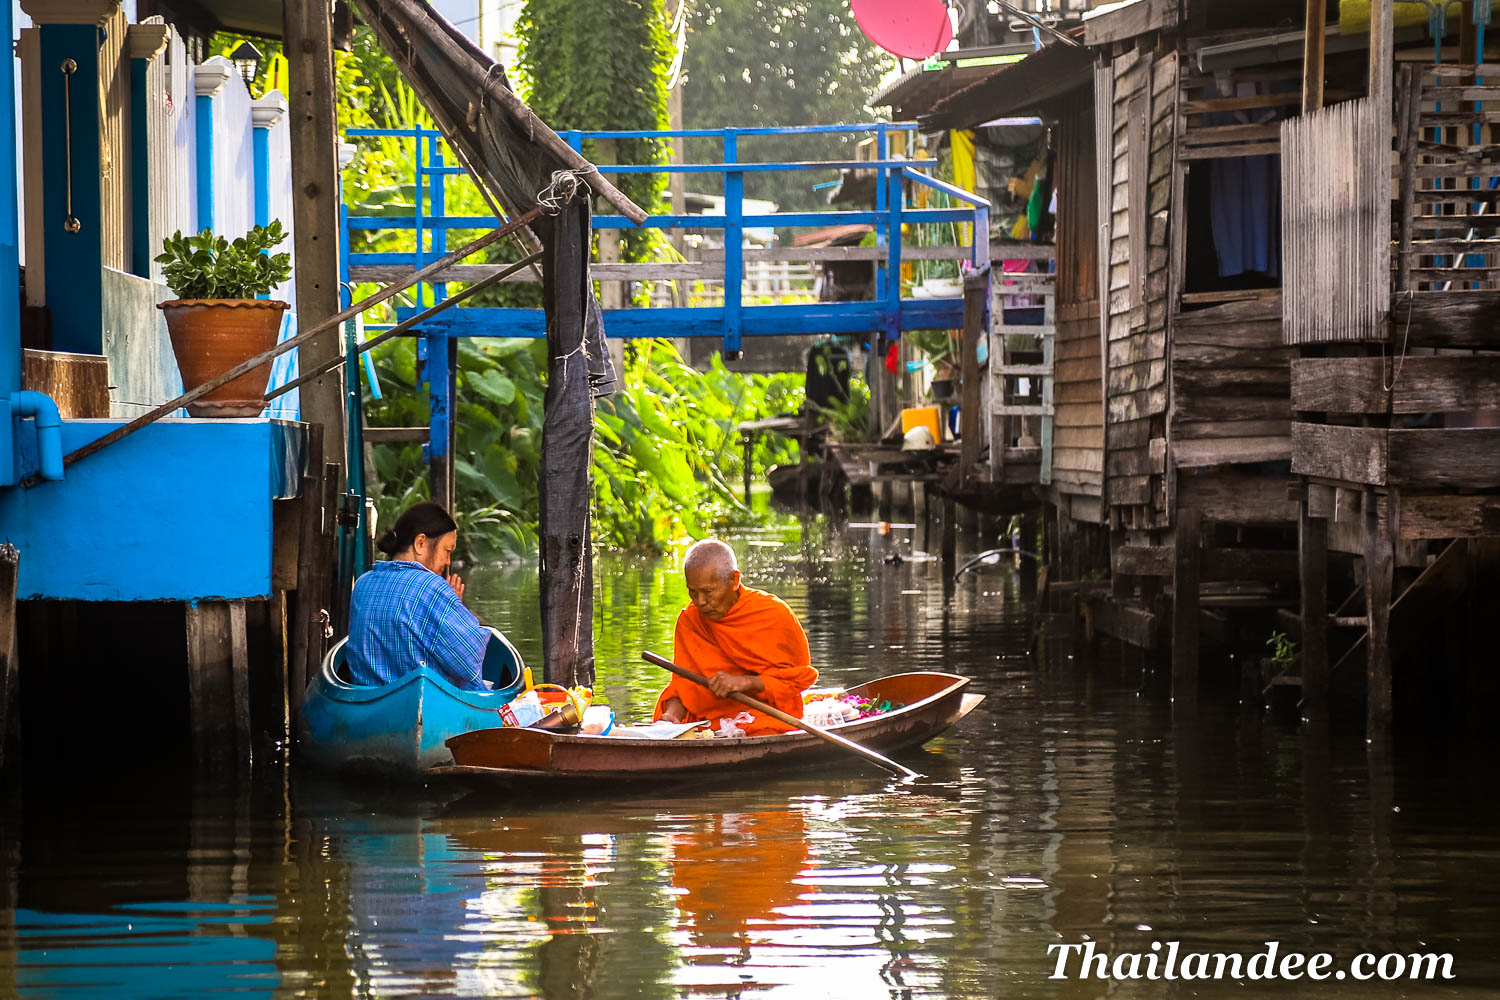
<box><xmin>159</xmin><ymin>299</ymin><xmax>290</xmax><ymax>417</ymax></box>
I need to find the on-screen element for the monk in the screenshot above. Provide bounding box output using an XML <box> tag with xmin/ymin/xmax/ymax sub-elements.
<box><xmin>653</xmin><ymin>539</ymin><xmax>818</xmax><ymax>736</ymax></box>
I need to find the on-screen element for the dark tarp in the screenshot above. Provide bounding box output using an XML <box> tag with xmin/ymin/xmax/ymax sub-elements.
<box><xmin>351</xmin><ymin>0</ymin><xmax>645</xmax><ymax>685</ymax></box>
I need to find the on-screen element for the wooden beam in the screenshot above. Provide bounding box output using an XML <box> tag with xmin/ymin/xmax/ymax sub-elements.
<box><xmin>1114</xmin><ymin>544</ymin><xmax>1172</xmax><ymax>577</ymax></box>
<box><xmin>1290</xmin><ymin>423</ymin><xmax>1388</xmax><ymax>485</ymax></box>
<box><xmin>1388</xmin><ymin>428</ymin><xmax>1500</xmax><ymax>488</ymax></box>
<box><xmin>1398</xmin><ymin>492</ymin><xmax>1500</xmax><ymax>538</ymax></box>
<box><xmin>1302</xmin><ymin>0</ymin><xmax>1327</xmax><ymax>113</ymax></box>
<box><xmin>1172</xmin><ymin>507</ymin><xmax>1202</xmax><ymax>710</ymax></box>
<box><xmin>284</xmin><ymin>0</ymin><xmax>346</xmax><ymax>475</ymax></box>
<box><xmin>1084</xmin><ymin>0</ymin><xmax>1176</xmax><ymax>46</ymax></box>
<box><xmin>1293</xmin><ymin>356</ymin><xmax>1500</xmax><ymax>414</ymax></box>
<box><xmin>1390</xmin><ymin>290</ymin><xmax>1500</xmax><ymax>348</ymax></box>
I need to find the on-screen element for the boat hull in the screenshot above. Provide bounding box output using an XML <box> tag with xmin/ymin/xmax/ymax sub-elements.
<box><xmin>298</xmin><ymin>634</ymin><xmax>522</xmax><ymax>777</ymax></box>
<box><xmin>435</xmin><ymin>672</ymin><xmax>983</xmax><ymax>786</ymax></box>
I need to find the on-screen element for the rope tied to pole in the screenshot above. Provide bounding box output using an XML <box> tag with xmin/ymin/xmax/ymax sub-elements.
<box><xmin>537</xmin><ymin>168</ymin><xmax>591</xmax><ymax>215</ymax></box>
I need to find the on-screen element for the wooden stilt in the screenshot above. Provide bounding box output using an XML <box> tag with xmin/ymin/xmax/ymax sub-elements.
<box><xmin>229</xmin><ymin>600</ymin><xmax>251</xmax><ymax>766</ymax></box>
<box><xmin>1362</xmin><ymin>492</ymin><xmax>1394</xmax><ymax>744</ymax></box>
<box><xmin>920</xmin><ymin>481</ymin><xmax>933</xmax><ymax>553</ymax></box>
<box><xmin>1172</xmin><ymin>507</ymin><xmax>1202</xmax><ymax>710</ymax></box>
<box><xmin>0</xmin><ymin>545</ymin><xmax>18</xmax><ymax>771</ymax></box>
<box><xmin>941</xmin><ymin>491</ymin><xmax>957</xmax><ymax>566</ymax></box>
<box><xmin>186</xmin><ymin>599</ymin><xmax>250</xmax><ymax>771</ymax></box>
<box><xmin>289</xmin><ymin>423</ymin><xmax>324</xmax><ymax>718</ymax></box>
<box><xmin>270</xmin><ymin>590</ymin><xmax>291</xmax><ymax>746</ymax></box>
<box><xmin>1298</xmin><ymin>502</ymin><xmax>1329</xmax><ymax>724</ymax></box>
<box><xmin>878</xmin><ymin>478</ymin><xmax>893</xmax><ymax>523</ymax></box>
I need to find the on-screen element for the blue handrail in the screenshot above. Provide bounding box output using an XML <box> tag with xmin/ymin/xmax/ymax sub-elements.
<box><xmin>341</xmin><ymin>122</ymin><xmax>991</xmax><ymax>470</ymax></box>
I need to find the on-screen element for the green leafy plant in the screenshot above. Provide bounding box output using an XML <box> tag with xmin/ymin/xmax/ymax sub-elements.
<box><xmin>1266</xmin><ymin>630</ymin><xmax>1298</xmax><ymax>666</ymax></box>
<box><xmin>155</xmin><ymin>221</ymin><xmax>292</xmax><ymax>300</ymax></box>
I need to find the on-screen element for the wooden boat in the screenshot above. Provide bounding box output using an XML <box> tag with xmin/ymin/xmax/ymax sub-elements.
<box><xmin>298</xmin><ymin>628</ymin><xmax>527</xmax><ymax>776</ymax></box>
<box><xmin>430</xmin><ymin>671</ymin><xmax>982</xmax><ymax>786</ymax></box>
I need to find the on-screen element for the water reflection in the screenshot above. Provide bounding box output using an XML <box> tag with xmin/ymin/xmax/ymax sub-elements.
<box><xmin>4</xmin><ymin>518</ymin><xmax>1500</xmax><ymax>997</ymax></box>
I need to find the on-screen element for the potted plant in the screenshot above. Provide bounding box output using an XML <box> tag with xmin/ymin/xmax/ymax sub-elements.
<box><xmin>156</xmin><ymin>221</ymin><xmax>293</xmax><ymax>417</ymax></box>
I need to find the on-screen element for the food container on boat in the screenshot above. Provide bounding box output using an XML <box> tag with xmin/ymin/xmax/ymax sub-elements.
<box><xmin>581</xmin><ymin>705</ymin><xmax>614</xmax><ymax>735</ymax></box>
<box><xmin>498</xmin><ymin>689</ymin><xmax>544</xmax><ymax>727</ymax></box>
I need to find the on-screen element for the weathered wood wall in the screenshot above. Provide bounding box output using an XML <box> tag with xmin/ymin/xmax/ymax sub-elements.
<box><xmin>1281</xmin><ymin>96</ymin><xmax>1388</xmax><ymax>343</ymax></box>
<box><xmin>1170</xmin><ymin>295</ymin><xmax>1291</xmax><ymax>468</ymax></box>
<box><xmin>1102</xmin><ymin>44</ymin><xmax>1174</xmax><ymax>529</ymax></box>
<box><xmin>1052</xmin><ymin>86</ymin><xmax>1104</xmax><ymax>510</ymax></box>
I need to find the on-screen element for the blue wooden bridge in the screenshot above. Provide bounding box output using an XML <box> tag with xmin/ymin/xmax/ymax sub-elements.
<box><xmin>340</xmin><ymin>122</ymin><xmax>992</xmax><ymax>469</ymax></box>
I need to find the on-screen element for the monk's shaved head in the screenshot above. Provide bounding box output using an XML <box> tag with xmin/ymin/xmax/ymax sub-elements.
<box><xmin>684</xmin><ymin>538</ymin><xmax>739</xmax><ymax>583</ymax></box>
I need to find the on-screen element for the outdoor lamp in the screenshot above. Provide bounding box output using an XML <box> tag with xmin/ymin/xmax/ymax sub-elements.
<box><xmin>229</xmin><ymin>40</ymin><xmax>263</xmax><ymax>87</ymax></box>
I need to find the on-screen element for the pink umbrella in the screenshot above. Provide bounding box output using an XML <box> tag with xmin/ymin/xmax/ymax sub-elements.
<box><xmin>851</xmin><ymin>0</ymin><xmax>954</xmax><ymax>60</ymax></box>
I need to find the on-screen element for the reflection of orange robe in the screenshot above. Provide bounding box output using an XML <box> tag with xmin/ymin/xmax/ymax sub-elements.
<box><xmin>652</xmin><ymin>587</ymin><xmax>817</xmax><ymax>736</ymax></box>
<box><xmin>670</xmin><ymin>808</ymin><xmax>809</xmax><ymax>953</ymax></box>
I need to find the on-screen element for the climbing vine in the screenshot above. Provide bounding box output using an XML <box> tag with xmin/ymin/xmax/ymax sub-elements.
<box><xmin>516</xmin><ymin>0</ymin><xmax>672</xmax><ymax>260</ymax></box>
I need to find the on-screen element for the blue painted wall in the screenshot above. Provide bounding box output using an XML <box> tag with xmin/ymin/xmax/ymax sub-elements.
<box><xmin>0</xmin><ymin>419</ymin><xmax>304</xmax><ymax>601</ymax></box>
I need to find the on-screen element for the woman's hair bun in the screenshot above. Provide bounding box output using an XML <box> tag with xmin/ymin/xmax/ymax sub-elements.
<box><xmin>377</xmin><ymin>502</ymin><xmax>457</xmax><ymax>558</ymax></box>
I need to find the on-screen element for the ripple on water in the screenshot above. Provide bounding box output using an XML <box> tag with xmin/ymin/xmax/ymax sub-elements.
<box><xmin>4</xmin><ymin>525</ymin><xmax>1500</xmax><ymax>997</ymax></box>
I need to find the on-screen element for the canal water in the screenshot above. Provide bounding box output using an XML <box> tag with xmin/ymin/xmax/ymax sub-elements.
<box><xmin>3</xmin><ymin>518</ymin><xmax>1499</xmax><ymax>998</ymax></box>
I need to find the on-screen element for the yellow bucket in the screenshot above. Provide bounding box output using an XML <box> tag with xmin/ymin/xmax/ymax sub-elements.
<box><xmin>901</xmin><ymin>405</ymin><xmax>942</xmax><ymax>444</ymax></box>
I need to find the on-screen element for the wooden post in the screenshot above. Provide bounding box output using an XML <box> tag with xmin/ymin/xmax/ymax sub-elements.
<box><xmin>1396</xmin><ymin>65</ymin><xmax>1420</xmax><ymax>294</ymax></box>
<box><xmin>185</xmin><ymin>599</ymin><xmax>251</xmax><ymax>771</ymax></box>
<box><xmin>283</xmin><ymin>0</ymin><xmax>346</xmax><ymax>477</ymax></box>
<box><xmin>1301</xmin><ymin>0</ymin><xmax>1327</xmax><ymax>114</ymax></box>
<box><xmin>958</xmin><ymin>272</ymin><xmax>986</xmax><ymax>485</ymax></box>
<box><xmin>1172</xmin><ymin>507</ymin><xmax>1202</xmax><ymax>710</ymax></box>
<box><xmin>941</xmin><ymin>491</ymin><xmax>957</xmax><ymax>566</ymax></box>
<box><xmin>1363</xmin><ymin>491</ymin><xmax>1395</xmax><ymax>745</ymax></box>
<box><xmin>1368</xmin><ymin>0</ymin><xmax>1393</xmax><ymax>115</ymax></box>
<box><xmin>289</xmin><ymin>422</ymin><xmax>324</xmax><ymax>717</ymax></box>
<box><xmin>0</xmin><ymin>544</ymin><xmax>18</xmax><ymax>770</ymax></box>
<box><xmin>1298</xmin><ymin>502</ymin><xmax>1330</xmax><ymax>724</ymax></box>
<box><xmin>269</xmin><ymin>590</ymin><xmax>291</xmax><ymax>746</ymax></box>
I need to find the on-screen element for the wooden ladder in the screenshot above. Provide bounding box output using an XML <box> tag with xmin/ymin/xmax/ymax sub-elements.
<box><xmin>988</xmin><ymin>253</ymin><xmax>1056</xmax><ymax>484</ymax></box>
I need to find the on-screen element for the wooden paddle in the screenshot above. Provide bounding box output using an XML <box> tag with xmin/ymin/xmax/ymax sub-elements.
<box><xmin>642</xmin><ymin>651</ymin><xmax>920</xmax><ymax>779</ymax></box>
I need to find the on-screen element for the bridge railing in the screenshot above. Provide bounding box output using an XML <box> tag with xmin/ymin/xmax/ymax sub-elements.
<box><xmin>340</xmin><ymin>123</ymin><xmax>990</xmax><ymax>468</ymax></box>
<box><xmin>342</xmin><ymin>123</ymin><xmax>990</xmax><ymax>351</ymax></box>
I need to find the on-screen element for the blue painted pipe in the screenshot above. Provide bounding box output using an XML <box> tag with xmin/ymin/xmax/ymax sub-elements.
<box><xmin>10</xmin><ymin>391</ymin><xmax>63</xmax><ymax>481</ymax></box>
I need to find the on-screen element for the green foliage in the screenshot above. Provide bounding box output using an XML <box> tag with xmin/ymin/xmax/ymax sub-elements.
<box><xmin>1266</xmin><ymin>630</ymin><xmax>1298</xmax><ymax>666</ymax></box>
<box><xmin>155</xmin><ymin>222</ymin><xmax>292</xmax><ymax>300</ymax></box>
<box><xmin>681</xmin><ymin>2</ymin><xmax>896</xmax><ymax>212</ymax></box>
<box><xmin>364</xmin><ymin>335</ymin><xmax>804</xmax><ymax>560</ymax></box>
<box><xmin>817</xmin><ymin>375</ymin><xmax>870</xmax><ymax>442</ymax></box>
<box><xmin>517</xmin><ymin>0</ymin><xmax>671</xmax><ymax>261</ymax></box>
<box><xmin>904</xmin><ymin>329</ymin><xmax>957</xmax><ymax>367</ymax></box>
<box><xmin>592</xmin><ymin>341</ymin><xmax>803</xmax><ymax>550</ymax></box>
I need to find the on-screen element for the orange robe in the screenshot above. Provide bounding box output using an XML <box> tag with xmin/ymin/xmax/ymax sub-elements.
<box><xmin>652</xmin><ymin>586</ymin><xmax>817</xmax><ymax>736</ymax></box>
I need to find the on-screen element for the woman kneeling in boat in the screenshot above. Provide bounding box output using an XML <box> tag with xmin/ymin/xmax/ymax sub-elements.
<box><xmin>347</xmin><ymin>502</ymin><xmax>497</xmax><ymax>691</ymax></box>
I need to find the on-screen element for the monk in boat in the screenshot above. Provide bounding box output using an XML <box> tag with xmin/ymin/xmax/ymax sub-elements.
<box><xmin>654</xmin><ymin>539</ymin><xmax>818</xmax><ymax>736</ymax></box>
